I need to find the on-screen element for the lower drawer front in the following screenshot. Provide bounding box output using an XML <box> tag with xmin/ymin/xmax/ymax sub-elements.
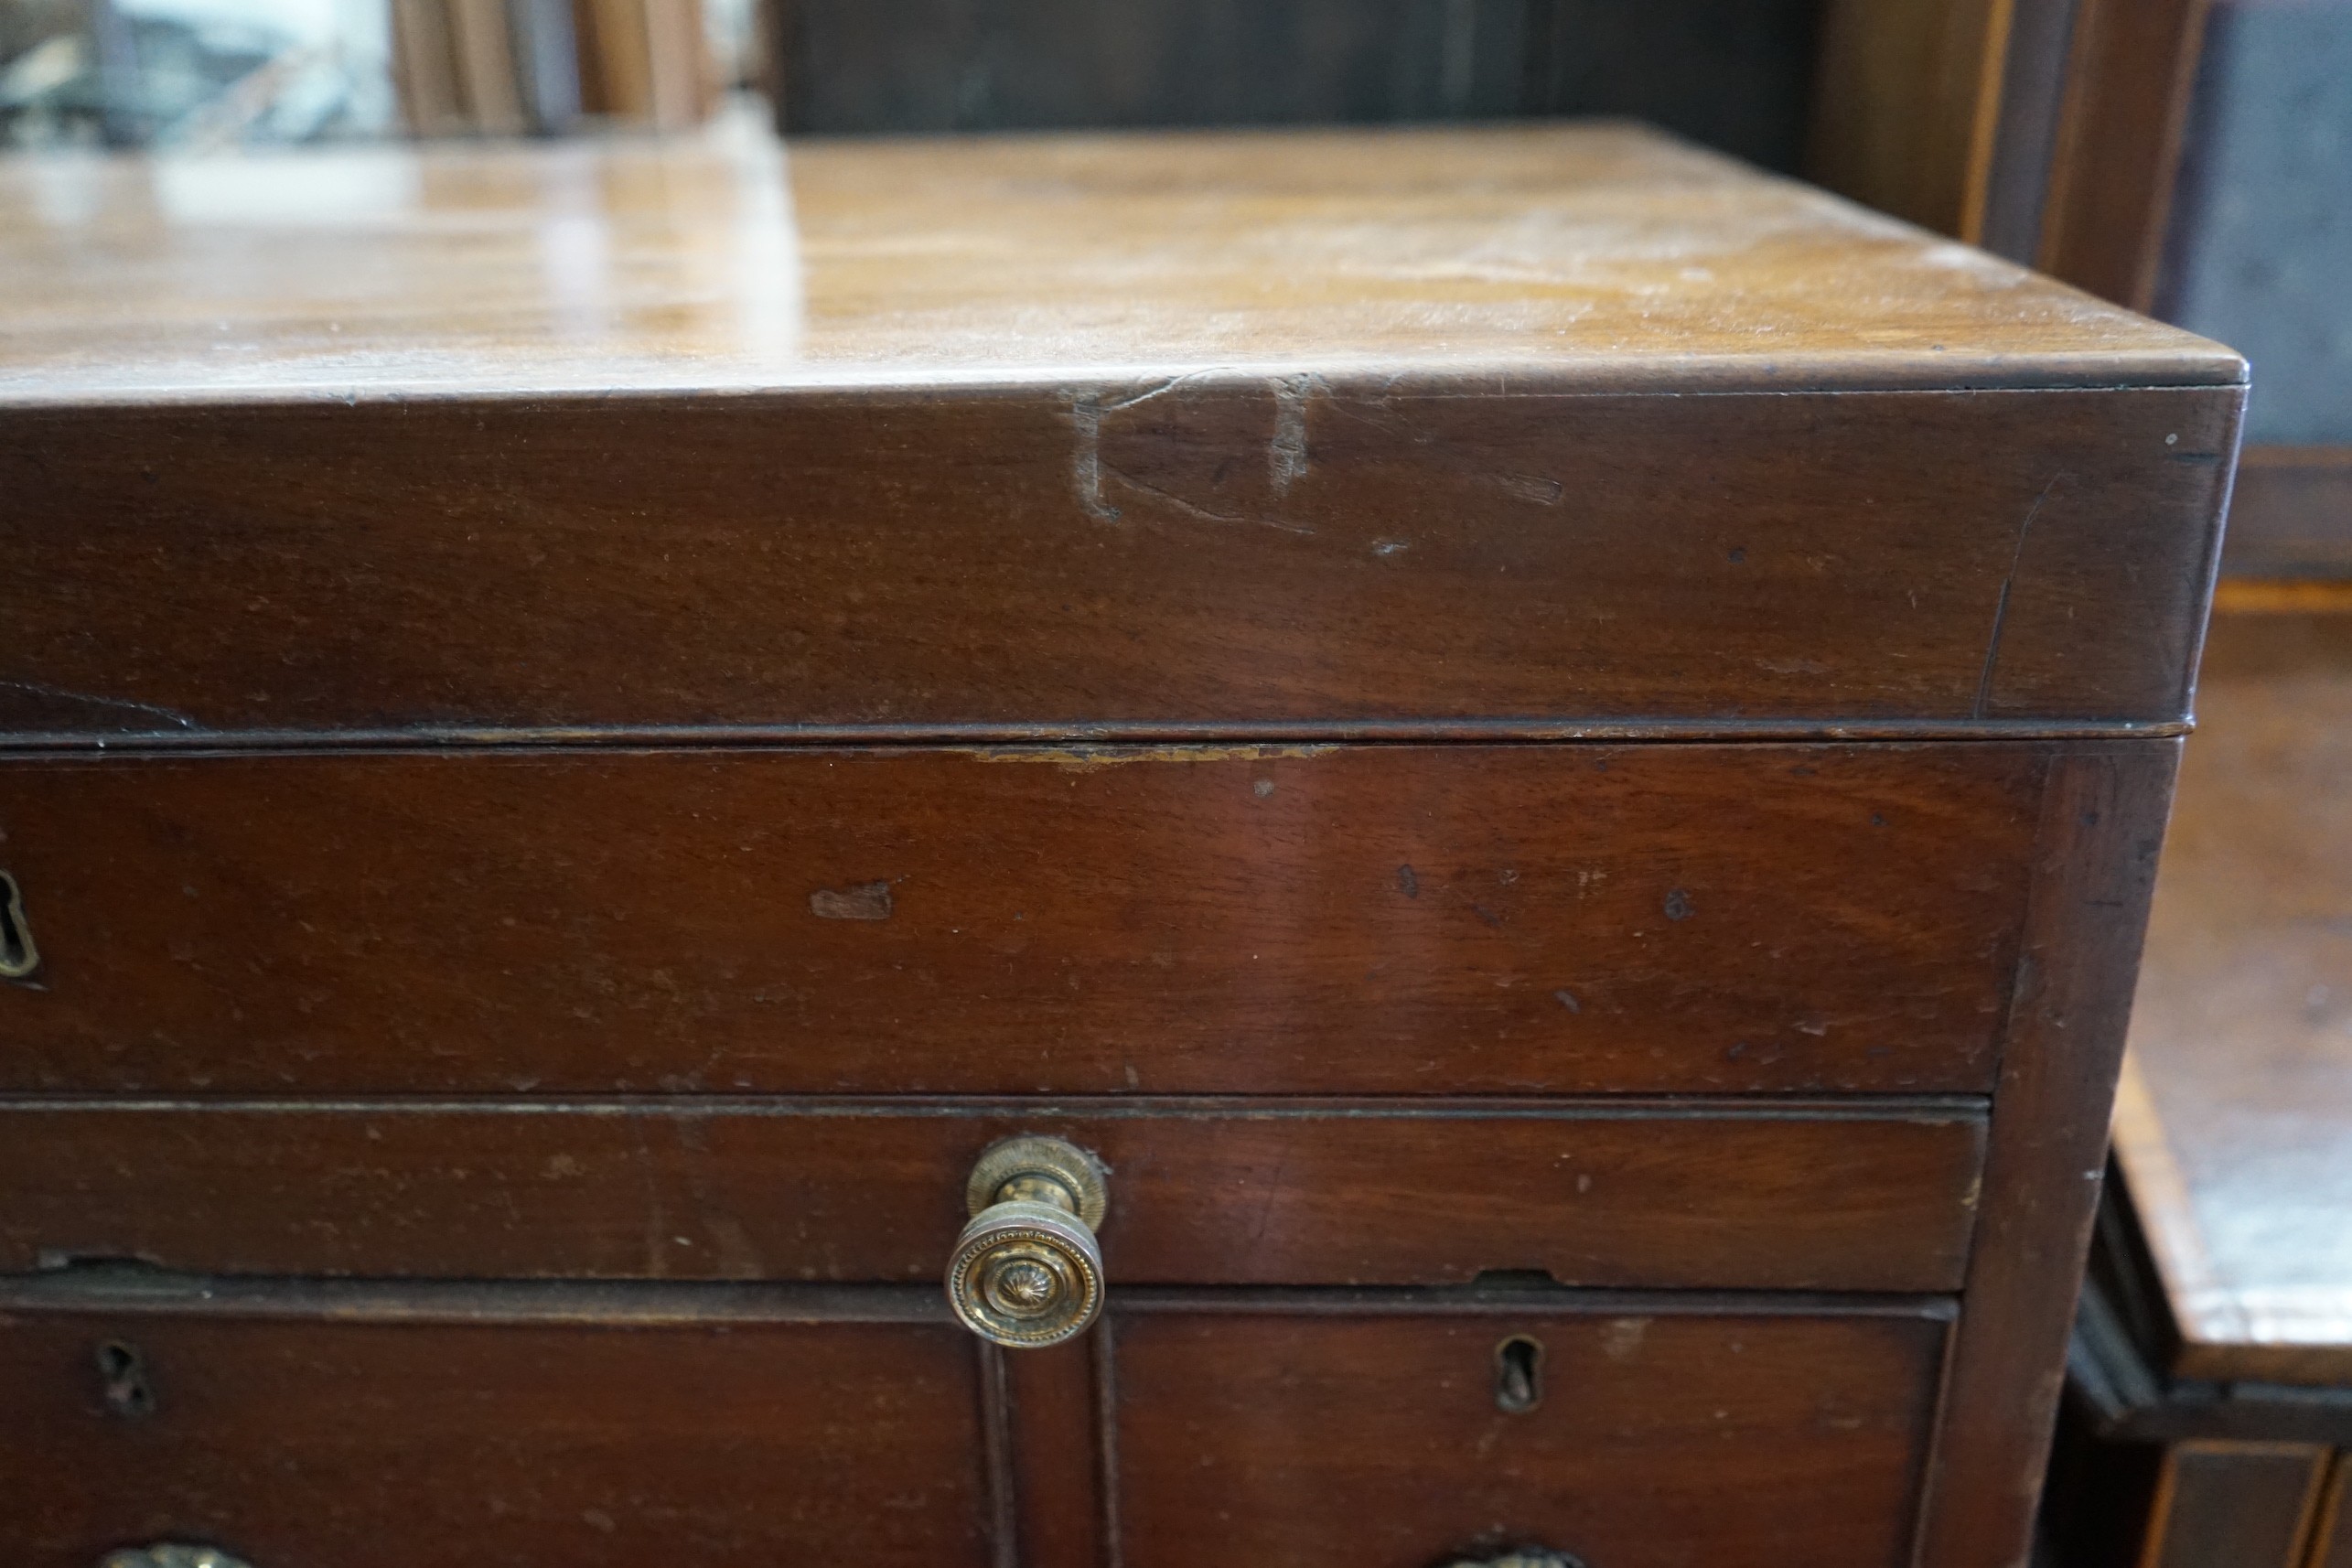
<box><xmin>1112</xmin><ymin>1299</ymin><xmax>1950</xmax><ymax>1568</ymax></box>
<box><xmin>3</xmin><ymin>1307</ymin><xmax>990</xmax><ymax>1568</ymax></box>
<box><xmin>3</xmin><ymin>1289</ymin><xmax>1947</xmax><ymax>1568</ymax></box>
<box><xmin>0</xmin><ymin>1101</ymin><xmax>1984</xmax><ymax>1293</ymax></box>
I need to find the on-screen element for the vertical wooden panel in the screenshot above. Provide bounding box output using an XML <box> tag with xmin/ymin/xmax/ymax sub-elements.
<box><xmin>1978</xmin><ymin>0</ymin><xmax>2081</xmax><ymax>263</ymax></box>
<box><xmin>2036</xmin><ymin>0</ymin><xmax>2213</xmax><ymax>308</ymax></box>
<box><xmin>2140</xmin><ymin>1443</ymin><xmax>2327</xmax><ymax>1568</ymax></box>
<box><xmin>1917</xmin><ymin>741</ymin><xmax>2183</xmax><ymax>1568</ymax></box>
<box><xmin>979</xmin><ymin>1343</ymin><xmax>1019</xmax><ymax>1568</ymax></box>
<box><xmin>2309</xmin><ymin>1455</ymin><xmax>2352</xmax><ymax>1568</ymax></box>
<box><xmin>1094</xmin><ymin>1326</ymin><xmax>1125</xmax><ymax>1568</ymax></box>
<box><xmin>1006</xmin><ymin>1340</ymin><xmax>1105</xmax><ymax>1568</ymax></box>
<box><xmin>1807</xmin><ymin>0</ymin><xmax>2016</xmax><ymax>239</ymax></box>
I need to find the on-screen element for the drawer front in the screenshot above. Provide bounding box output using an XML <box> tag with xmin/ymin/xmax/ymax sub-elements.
<box><xmin>0</xmin><ymin>1305</ymin><xmax>989</xmax><ymax>1568</ymax></box>
<box><xmin>1111</xmin><ymin>1297</ymin><xmax>1949</xmax><ymax>1568</ymax></box>
<box><xmin>0</xmin><ymin>743</ymin><xmax>2043</xmax><ymax>1095</ymax></box>
<box><xmin>0</xmin><ymin>384</ymin><xmax>2235</xmax><ymax>734</ymax></box>
<box><xmin>0</xmin><ymin>1101</ymin><xmax>1985</xmax><ymax>1292</ymax></box>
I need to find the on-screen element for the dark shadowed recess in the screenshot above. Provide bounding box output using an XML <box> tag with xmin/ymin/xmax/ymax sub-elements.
<box><xmin>774</xmin><ymin>0</ymin><xmax>1820</xmax><ymax>171</ymax></box>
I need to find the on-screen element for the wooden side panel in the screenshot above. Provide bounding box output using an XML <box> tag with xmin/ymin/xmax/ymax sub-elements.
<box><xmin>1977</xmin><ymin>0</ymin><xmax>2081</xmax><ymax>264</ymax></box>
<box><xmin>2036</xmin><ymin>0</ymin><xmax>2214</xmax><ymax>310</ymax></box>
<box><xmin>2141</xmin><ymin>1443</ymin><xmax>2328</xmax><ymax>1568</ymax></box>
<box><xmin>1109</xmin><ymin>1299</ymin><xmax>1949</xmax><ymax>1568</ymax></box>
<box><xmin>0</xmin><ymin>745</ymin><xmax>2046</xmax><ymax>1096</ymax></box>
<box><xmin>0</xmin><ymin>386</ymin><xmax>2236</xmax><ymax>736</ymax></box>
<box><xmin>0</xmin><ymin>1101</ymin><xmax>1989</xmax><ymax>1292</ymax></box>
<box><xmin>0</xmin><ymin>1311</ymin><xmax>993</xmax><ymax>1568</ymax></box>
<box><xmin>1918</xmin><ymin>740</ymin><xmax>2182</xmax><ymax>1568</ymax></box>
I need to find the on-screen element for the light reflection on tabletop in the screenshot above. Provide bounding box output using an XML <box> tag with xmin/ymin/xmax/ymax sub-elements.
<box><xmin>0</xmin><ymin>105</ymin><xmax>2237</xmax><ymax>403</ymax></box>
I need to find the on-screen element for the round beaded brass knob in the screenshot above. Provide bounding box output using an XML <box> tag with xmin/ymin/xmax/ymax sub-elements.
<box><xmin>947</xmin><ymin>1135</ymin><xmax>1109</xmax><ymax>1348</ymax></box>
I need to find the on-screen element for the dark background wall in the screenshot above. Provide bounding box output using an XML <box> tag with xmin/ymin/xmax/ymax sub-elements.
<box><xmin>773</xmin><ymin>0</ymin><xmax>1822</xmax><ymax>173</ymax></box>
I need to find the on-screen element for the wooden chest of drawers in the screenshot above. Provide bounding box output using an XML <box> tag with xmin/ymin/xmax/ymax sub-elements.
<box><xmin>0</xmin><ymin>120</ymin><xmax>2241</xmax><ymax>1568</ymax></box>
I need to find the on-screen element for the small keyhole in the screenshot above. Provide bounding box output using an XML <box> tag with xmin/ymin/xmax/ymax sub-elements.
<box><xmin>95</xmin><ymin>1340</ymin><xmax>156</xmax><ymax>1419</ymax></box>
<box><xmin>1495</xmin><ymin>1334</ymin><xmax>1544</xmax><ymax>1414</ymax></box>
<box><xmin>0</xmin><ymin>872</ymin><xmax>38</xmax><ymax>980</ymax></box>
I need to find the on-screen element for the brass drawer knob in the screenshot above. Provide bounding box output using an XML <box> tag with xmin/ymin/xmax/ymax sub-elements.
<box><xmin>100</xmin><ymin>1549</ymin><xmax>255</xmax><ymax>1568</ymax></box>
<box><xmin>1442</xmin><ymin>1553</ymin><xmax>1587</xmax><ymax>1568</ymax></box>
<box><xmin>947</xmin><ymin>1134</ymin><xmax>1109</xmax><ymax>1348</ymax></box>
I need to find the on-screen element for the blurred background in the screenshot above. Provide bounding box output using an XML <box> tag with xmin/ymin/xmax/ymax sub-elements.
<box><xmin>0</xmin><ymin>0</ymin><xmax>759</xmax><ymax>145</ymax></box>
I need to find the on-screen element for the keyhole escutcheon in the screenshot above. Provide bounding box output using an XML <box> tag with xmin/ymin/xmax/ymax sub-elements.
<box><xmin>96</xmin><ymin>1339</ymin><xmax>156</xmax><ymax>1419</ymax></box>
<box><xmin>1495</xmin><ymin>1334</ymin><xmax>1544</xmax><ymax>1414</ymax></box>
<box><xmin>0</xmin><ymin>871</ymin><xmax>37</xmax><ymax>980</ymax></box>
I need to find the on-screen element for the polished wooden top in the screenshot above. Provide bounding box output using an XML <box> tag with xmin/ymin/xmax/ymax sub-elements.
<box><xmin>0</xmin><ymin>110</ymin><xmax>2237</xmax><ymax>405</ymax></box>
<box><xmin>2118</xmin><ymin>605</ymin><xmax>2352</xmax><ymax>1385</ymax></box>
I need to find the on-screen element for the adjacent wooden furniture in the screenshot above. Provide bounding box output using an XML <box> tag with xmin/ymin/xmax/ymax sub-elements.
<box><xmin>2046</xmin><ymin>608</ymin><xmax>2352</xmax><ymax>1568</ymax></box>
<box><xmin>1806</xmin><ymin>0</ymin><xmax>2212</xmax><ymax>298</ymax></box>
<box><xmin>0</xmin><ymin>119</ymin><xmax>2241</xmax><ymax>1567</ymax></box>
<box><xmin>2225</xmin><ymin>451</ymin><xmax>2352</xmax><ymax>581</ymax></box>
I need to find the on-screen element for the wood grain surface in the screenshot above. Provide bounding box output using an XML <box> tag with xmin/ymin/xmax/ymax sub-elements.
<box><xmin>1</xmin><ymin>1310</ymin><xmax>993</xmax><ymax>1567</ymax></box>
<box><xmin>0</xmin><ymin>1099</ymin><xmax>1987</xmax><ymax>1292</ymax></box>
<box><xmin>1975</xmin><ymin>0</ymin><xmax>2082</xmax><ymax>266</ymax></box>
<box><xmin>0</xmin><ymin>1275</ymin><xmax>1964</xmax><ymax>1568</ymax></box>
<box><xmin>0</xmin><ymin>745</ymin><xmax>2045</xmax><ymax>1095</ymax></box>
<box><xmin>0</xmin><ymin>120</ymin><xmax>2241</xmax><ymax>739</ymax></box>
<box><xmin>2035</xmin><ymin>0</ymin><xmax>2215</xmax><ymax>311</ymax></box>
<box><xmin>0</xmin><ymin>383</ymin><xmax>2239</xmax><ymax>738</ymax></box>
<box><xmin>0</xmin><ymin>114</ymin><xmax>2236</xmax><ymax>1568</ymax></box>
<box><xmin>0</xmin><ymin>119</ymin><xmax>2235</xmax><ymax>403</ymax></box>
<box><xmin>2113</xmin><ymin>612</ymin><xmax>2352</xmax><ymax>1387</ymax></box>
<box><xmin>1002</xmin><ymin>1338</ymin><xmax>1101</xmax><ymax>1568</ymax></box>
<box><xmin>1110</xmin><ymin>1297</ymin><xmax>1949</xmax><ymax>1568</ymax></box>
<box><xmin>1807</xmin><ymin>0</ymin><xmax>2013</xmax><ymax>242</ymax></box>
<box><xmin>1917</xmin><ymin>739</ymin><xmax>2182</xmax><ymax>1568</ymax></box>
